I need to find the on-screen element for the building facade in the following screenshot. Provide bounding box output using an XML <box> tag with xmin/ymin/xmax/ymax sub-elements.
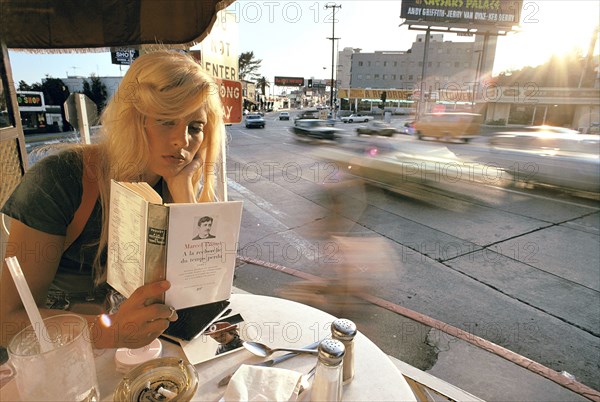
<box><xmin>346</xmin><ymin>34</ymin><xmax>495</xmax><ymax>94</ymax></box>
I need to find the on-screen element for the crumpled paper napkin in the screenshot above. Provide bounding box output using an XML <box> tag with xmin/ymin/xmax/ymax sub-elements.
<box><xmin>222</xmin><ymin>364</ymin><xmax>303</xmax><ymax>401</ymax></box>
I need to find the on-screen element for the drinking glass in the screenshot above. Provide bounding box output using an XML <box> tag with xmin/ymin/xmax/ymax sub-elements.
<box><xmin>7</xmin><ymin>314</ymin><xmax>99</xmax><ymax>401</ymax></box>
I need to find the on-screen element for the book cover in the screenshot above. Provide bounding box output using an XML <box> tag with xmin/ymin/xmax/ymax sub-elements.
<box><xmin>107</xmin><ymin>180</ymin><xmax>243</xmax><ymax>310</ymax></box>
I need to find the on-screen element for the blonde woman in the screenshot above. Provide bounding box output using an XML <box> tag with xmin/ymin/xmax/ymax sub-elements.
<box><xmin>1</xmin><ymin>50</ymin><xmax>224</xmax><ymax>349</ymax></box>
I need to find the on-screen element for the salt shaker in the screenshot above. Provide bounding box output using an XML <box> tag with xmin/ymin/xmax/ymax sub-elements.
<box><xmin>310</xmin><ymin>339</ymin><xmax>345</xmax><ymax>402</ymax></box>
<box><xmin>331</xmin><ymin>318</ymin><xmax>357</xmax><ymax>384</ymax></box>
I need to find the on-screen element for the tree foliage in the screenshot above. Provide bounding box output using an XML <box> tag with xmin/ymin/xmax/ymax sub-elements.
<box><xmin>82</xmin><ymin>75</ymin><xmax>108</xmax><ymax>113</ymax></box>
<box><xmin>239</xmin><ymin>51</ymin><xmax>262</xmax><ymax>80</ymax></box>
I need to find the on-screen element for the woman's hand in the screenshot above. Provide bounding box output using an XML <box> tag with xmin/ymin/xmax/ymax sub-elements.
<box><xmin>93</xmin><ymin>281</ymin><xmax>178</xmax><ymax>349</ymax></box>
<box><xmin>164</xmin><ymin>153</ymin><xmax>203</xmax><ymax>203</ymax></box>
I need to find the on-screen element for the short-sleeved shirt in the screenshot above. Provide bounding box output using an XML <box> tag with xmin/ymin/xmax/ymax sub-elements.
<box><xmin>1</xmin><ymin>148</ymin><xmax>163</xmax><ymax>299</ymax></box>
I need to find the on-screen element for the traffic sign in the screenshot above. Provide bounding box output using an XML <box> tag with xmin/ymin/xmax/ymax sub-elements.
<box><xmin>214</xmin><ymin>78</ymin><xmax>242</xmax><ymax>124</ymax></box>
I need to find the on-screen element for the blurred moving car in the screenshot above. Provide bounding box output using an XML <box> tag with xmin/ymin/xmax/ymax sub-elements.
<box><xmin>290</xmin><ymin>119</ymin><xmax>343</xmax><ymax>141</ymax></box>
<box><xmin>454</xmin><ymin>126</ymin><xmax>600</xmax><ymax>192</ymax></box>
<box><xmin>245</xmin><ymin>114</ymin><xmax>265</xmax><ymax>128</ymax></box>
<box><xmin>341</xmin><ymin>114</ymin><xmax>374</xmax><ymax>123</ymax></box>
<box><xmin>294</xmin><ymin>110</ymin><xmax>320</xmax><ymax>122</ymax></box>
<box><xmin>400</xmin><ymin>121</ymin><xmax>416</xmax><ymax>135</ymax></box>
<box><xmin>356</xmin><ymin>121</ymin><xmax>400</xmax><ymax>137</ymax></box>
<box><xmin>414</xmin><ymin>112</ymin><xmax>482</xmax><ymax>142</ymax></box>
<box><xmin>279</xmin><ymin>111</ymin><xmax>290</xmax><ymax>120</ymax></box>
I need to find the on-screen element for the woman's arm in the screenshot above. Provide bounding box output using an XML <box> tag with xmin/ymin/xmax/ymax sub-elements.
<box><xmin>1</xmin><ymin>220</ymin><xmax>177</xmax><ymax>349</ymax></box>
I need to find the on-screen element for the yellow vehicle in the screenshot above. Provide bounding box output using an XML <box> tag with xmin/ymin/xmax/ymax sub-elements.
<box><xmin>414</xmin><ymin>112</ymin><xmax>482</xmax><ymax>142</ymax></box>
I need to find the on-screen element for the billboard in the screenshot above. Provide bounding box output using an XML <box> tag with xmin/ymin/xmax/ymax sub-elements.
<box><xmin>400</xmin><ymin>0</ymin><xmax>523</xmax><ymax>29</ymax></box>
<box><xmin>111</xmin><ymin>48</ymin><xmax>139</xmax><ymax>65</ymax></box>
<box><xmin>274</xmin><ymin>76</ymin><xmax>304</xmax><ymax>87</ymax></box>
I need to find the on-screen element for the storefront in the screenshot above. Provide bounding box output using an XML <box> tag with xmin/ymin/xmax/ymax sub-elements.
<box><xmin>16</xmin><ymin>91</ymin><xmax>46</xmax><ymax>134</ymax></box>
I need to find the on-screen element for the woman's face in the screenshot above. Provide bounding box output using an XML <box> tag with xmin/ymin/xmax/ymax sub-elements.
<box><xmin>144</xmin><ymin>109</ymin><xmax>207</xmax><ymax>183</ymax></box>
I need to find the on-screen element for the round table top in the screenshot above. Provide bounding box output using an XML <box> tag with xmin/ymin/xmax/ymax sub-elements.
<box><xmin>1</xmin><ymin>293</ymin><xmax>416</xmax><ymax>401</ymax></box>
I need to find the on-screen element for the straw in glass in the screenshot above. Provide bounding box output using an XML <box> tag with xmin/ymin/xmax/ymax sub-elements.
<box><xmin>5</xmin><ymin>256</ymin><xmax>53</xmax><ymax>353</ymax></box>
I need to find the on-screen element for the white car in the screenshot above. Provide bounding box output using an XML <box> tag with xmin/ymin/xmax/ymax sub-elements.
<box><xmin>279</xmin><ymin>111</ymin><xmax>290</xmax><ymax>120</ymax></box>
<box><xmin>341</xmin><ymin>114</ymin><xmax>374</xmax><ymax>123</ymax></box>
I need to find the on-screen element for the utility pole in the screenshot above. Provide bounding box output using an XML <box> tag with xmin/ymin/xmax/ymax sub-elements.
<box><xmin>325</xmin><ymin>3</ymin><xmax>341</xmax><ymax>116</ymax></box>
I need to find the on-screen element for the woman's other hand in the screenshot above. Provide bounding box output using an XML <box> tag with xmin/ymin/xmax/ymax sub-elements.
<box><xmin>93</xmin><ymin>281</ymin><xmax>178</xmax><ymax>349</ymax></box>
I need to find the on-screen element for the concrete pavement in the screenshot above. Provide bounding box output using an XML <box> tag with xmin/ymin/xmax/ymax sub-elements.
<box><xmin>233</xmin><ymin>259</ymin><xmax>597</xmax><ymax>401</ymax></box>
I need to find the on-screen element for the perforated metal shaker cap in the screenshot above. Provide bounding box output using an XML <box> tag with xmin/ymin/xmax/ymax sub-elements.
<box><xmin>317</xmin><ymin>339</ymin><xmax>345</xmax><ymax>366</ymax></box>
<box><xmin>331</xmin><ymin>319</ymin><xmax>357</xmax><ymax>341</ymax></box>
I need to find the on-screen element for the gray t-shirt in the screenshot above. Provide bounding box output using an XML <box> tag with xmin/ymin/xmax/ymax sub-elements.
<box><xmin>2</xmin><ymin>149</ymin><xmax>162</xmax><ymax>299</ymax></box>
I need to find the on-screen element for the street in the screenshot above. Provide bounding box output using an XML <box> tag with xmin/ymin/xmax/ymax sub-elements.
<box><xmin>23</xmin><ymin>114</ymin><xmax>599</xmax><ymax>391</ymax></box>
<box><xmin>225</xmin><ymin>111</ymin><xmax>600</xmax><ymax>390</ymax></box>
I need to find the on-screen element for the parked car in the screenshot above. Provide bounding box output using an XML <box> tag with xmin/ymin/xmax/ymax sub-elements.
<box><xmin>290</xmin><ymin>119</ymin><xmax>343</xmax><ymax>141</ymax></box>
<box><xmin>279</xmin><ymin>111</ymin><xmax>290</xmax><ymax>120</ymax></box>
<box><xmin>341</xmin><ymin>114</ymin><xmax>374</xmax><ymax>123</ymax></box>
<box><xmin>245</xmin><ymin>114</ymin><xmax>265</xmax><ymax>128</ymax></box>
<box><xmin>356</xmin><ymin>121</ymin><xmax>400</xmax><ymax>137</ymax></box>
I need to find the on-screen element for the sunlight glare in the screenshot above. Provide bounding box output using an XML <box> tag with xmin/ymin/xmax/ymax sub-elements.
<box><xmin>494</xmin><ymin>1</ymin><xmax>599</xmax><ymax>74</ymax></box>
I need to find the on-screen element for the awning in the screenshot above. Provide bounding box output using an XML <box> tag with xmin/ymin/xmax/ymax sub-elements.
<box><xmin>1</xmin><ymin>0</ymin><xmax>234</xmax><ymax>51</ymax></box>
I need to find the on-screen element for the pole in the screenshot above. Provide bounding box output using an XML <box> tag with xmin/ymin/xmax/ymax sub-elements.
<box><xmin>418</xmin><ymin>28</ymin><xmax>431</xmax><ymax>118</ymax></box>
<box><xmin>325</xmin><ymin>4</ymin><xmax>341</xmax><ymax>112</ymax></box>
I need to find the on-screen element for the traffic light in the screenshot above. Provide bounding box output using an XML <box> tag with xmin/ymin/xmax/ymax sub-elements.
<box><xmin>308</xmin><ymin>79</ymin><xmax>313</xmax><ymax>88</ymax></box>
<box><xmin>380</xmin><ymin>91</ymin><xmax>387</xmax><ymax>103</ymax></box>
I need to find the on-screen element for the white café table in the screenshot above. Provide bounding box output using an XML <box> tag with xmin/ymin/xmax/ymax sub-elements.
<box><xmin>1</xmin><ymin>294</ymin><xmax>416</xmax><ymax>401</ymax></box>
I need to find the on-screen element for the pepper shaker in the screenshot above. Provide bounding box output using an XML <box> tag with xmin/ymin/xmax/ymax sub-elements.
<box><xmin>331</xmin><ymin>318</ymin><xmax>357</xmax><ymax>384</ymax></box>
<box><xmin>310</xmin><ymin>339</ymin><xmax>345</xmax><ymax>402</ymax></box>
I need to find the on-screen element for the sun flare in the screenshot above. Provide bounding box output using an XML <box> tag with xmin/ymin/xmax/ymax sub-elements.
<box><xmin>494</xmin><ymin>0</ymin><xmax>599</xmax><ymax>74</ymax></box>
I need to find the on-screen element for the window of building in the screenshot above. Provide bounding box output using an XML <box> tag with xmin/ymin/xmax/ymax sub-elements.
<box><xmin>357</xmin><ymin>74</ymin><xmax>363</xmax><ymax>79</ymax></box>
<box><xmin>375</xmin><ymin>61</ymin><xmax>380</xmax><ymax>66</ymax></box>
<box><xmin>368</xmin><ymin>61</ymin><xmax>371</xmax><ymax>66</ymax></box>
<box><xmin>418</xmin><ymin>61</ymin><xmax>423</xmax><ymax>67</ymax></box>
<box><xmin>409</xmin><ymin>74</ymin><xmax>413</xmax><ymax>80</ymax></box>
<box><xmin>394</xmin><ymin>61</ymin><xmax>398</xmax><ymax>66</ymax></box>
<box><xmin>374</xmin><ymin>74</ymin><xmax>380</xmax><ymax>79</ymax></box>
<box><xmin>437</xmin><ymin>62</ymin><xmax>441</xmax><ymax>68</ymax></box>
<box><xmin>383</xmin><ymin>61</ymin><xmax>387</xmax><ymax>67</ymax></box>
<box><xmin>383</xmin><ymin>74</ymin><xmax>387</xmax><ymax>80</ymax></box>
<box><xmin>399</xmin><ymin>75</ymin><xmax>403</xmax><ymax>80</ymax></box>
<box><xmin>446</xmin><ymin>61</ymin><xmax>451</xmax><ymax>67</ymax></box>
<box><xmin>358</xmin><ymin>61</ymin><xmax>363</xmax><ymax>66</ymax></box>
<box><xmin>464</xmin><ymin>62</ymin><xmax>470</xmax><ymax>68</ymax></box>
<box><xmin>454</xmin><ymin>62</ymin><xmax>460</xmax><ymax>68</ymax></box>
<box><xmin>366</xmin><ymin>74</ymin><xmax>371</xmax><ymax>79</ymax></box>
<box><xmin>392</xmin><ymin>74</ymin><xmax>397</xmax><ymax>80</ymax></box>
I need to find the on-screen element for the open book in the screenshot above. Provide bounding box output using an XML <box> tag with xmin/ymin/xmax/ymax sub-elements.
<box><xmin>107</xmin><ymin>180</ymin><xmax>243</xmax><ymax>312</ymax></box>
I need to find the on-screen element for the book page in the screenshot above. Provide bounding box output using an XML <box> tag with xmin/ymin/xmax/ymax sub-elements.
<box><xmin>107</xmin><ymin>181</ymin><xmax>149</xmax><ymax>298</ymax></box>
<box><xmin>164</xmin><ymin>201</ymin><xmax>243</xmax><ymax>310</ymax></box>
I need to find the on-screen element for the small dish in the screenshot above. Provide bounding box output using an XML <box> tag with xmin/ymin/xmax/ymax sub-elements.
<box><xmin>113</xmin><ymin>357</ymin><xmax>198</xmax><ymax>401</ymax></box>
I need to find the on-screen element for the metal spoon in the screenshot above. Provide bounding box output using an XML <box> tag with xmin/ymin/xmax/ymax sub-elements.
<box><xmin>242</xmin><ymin>341</ymin><xmax>318</xmax><ymax>358</ymax></box>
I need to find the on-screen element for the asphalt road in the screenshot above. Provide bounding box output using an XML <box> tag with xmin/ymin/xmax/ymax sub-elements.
<box><xmin>25</xmin><ymin>114</ymin><xmax>599</xmax><ymax>391</ymax></box>
<box><xmin>226</xmin><ymin>111</ymin><xmax>599</xmax><ymax>390</ymax></box>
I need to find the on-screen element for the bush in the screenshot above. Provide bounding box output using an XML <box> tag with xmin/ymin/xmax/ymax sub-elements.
<box><xmin>485</xmin><ymin>118</ymin><xmax>507</xmax><ymax>126</ymax></box>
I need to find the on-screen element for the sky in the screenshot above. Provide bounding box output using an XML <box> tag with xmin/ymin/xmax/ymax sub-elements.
<box><xmin>7</xmin><ymin>1</ymin><xmax>600</xmax><ymax>88</ymax></box>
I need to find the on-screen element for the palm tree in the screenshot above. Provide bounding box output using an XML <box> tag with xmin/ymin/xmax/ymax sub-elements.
<box><xmin>256</xmin><ymin>76</ymin><xmax>268</xmax><ymax>96</ymax></box>
<box><xmin>238</xmin><ymin>51</ymin><xmax>262</xmax><ymax>81</ymax></box>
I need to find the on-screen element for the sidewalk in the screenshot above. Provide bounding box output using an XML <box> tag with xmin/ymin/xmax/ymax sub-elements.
<box><xmin>234</xmin><ymin>260</ymin><xmax>594</xmax><ymax>402</ymax></box>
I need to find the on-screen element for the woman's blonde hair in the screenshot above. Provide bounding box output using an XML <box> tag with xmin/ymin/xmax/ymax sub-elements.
<box><xmin>92</xmin><ymin>50</ymin><xmax>224</xmax><ymax>282</ymax></box>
